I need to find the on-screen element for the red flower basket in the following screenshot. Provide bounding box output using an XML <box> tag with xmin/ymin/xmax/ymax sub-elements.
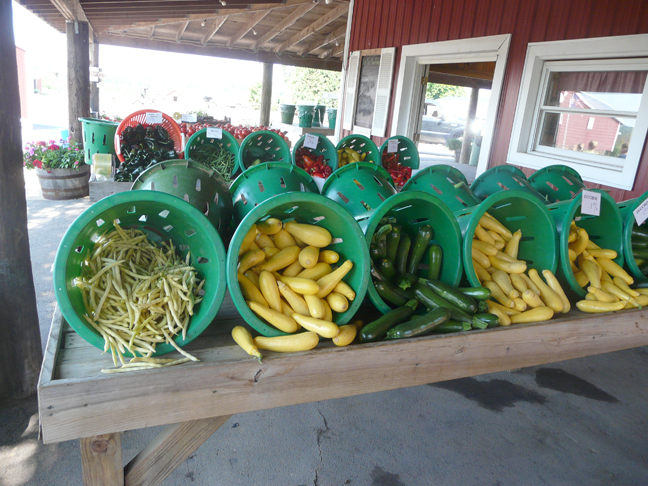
<box><xmin>114</xmin><ymin>109</ymin><xmax>183</xmax><ymax>163</ymax></box>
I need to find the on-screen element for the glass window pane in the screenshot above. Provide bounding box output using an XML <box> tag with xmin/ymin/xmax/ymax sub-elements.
<box><xmin>543</xmin><ymin>71</ymin><xmax>646</xmax><ymax>111</ymax></box>
<box><xmin>538</xmin><ymin>111</ymin><xmax>634</xmax><ymax>157</ymax></box>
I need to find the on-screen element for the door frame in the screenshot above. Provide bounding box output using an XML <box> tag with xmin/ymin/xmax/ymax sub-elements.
<box><xmin>391</xmin><ymin>34</ymin><xmax>511</xmax><ymax>176</ymax></box>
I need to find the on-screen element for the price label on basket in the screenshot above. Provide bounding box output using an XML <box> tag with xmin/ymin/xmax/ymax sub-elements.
<box><xmin>206</xmin><ymin>127</ymin><xmax>223</xmax><ymax>139</ymax></box>
<box><xmin>145</xmin><ymin>112</ymin><xmax>163</xmax><ymax>124</ymax></box>
<box><xmin>181</xmin><ymin>114</ymin><xmax>197</xmax><ymax>123</ymax></box>
<box><xmin>387</xmin><ymin>139</ymin><xmax>399</xmax><ymax>153</ymax></box>
<box><xmin>581</xmin><ymin>190</ymin><xmax>601</xmax><ymax>217</ymax></box>
<box><xmin>634</xmin><ymin>199</ymin><xmax>648</xmax><ymax>226</ymax></box>
<box><xmin>304</xmin><ymin>133</ymin><xmax>318</xmax><ymax>150</ymax></box>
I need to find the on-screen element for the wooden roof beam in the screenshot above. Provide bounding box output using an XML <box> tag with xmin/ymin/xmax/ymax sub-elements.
<box><xmin>274</xmin><ymin>2</ymin><xmax>348</xmax><ymax>53</ymax></box>
<box><xmin>175</xmin><ymin>21</ymin><xmax>189</xmax><ymax>42</ymax></box>
<box><xmin>202</xmin><ymin>16</ymin><xmax>228</xmax><ymax>45</ymax></box>
<box><xmin>226</xmin><ymin>10</ymin><xmax>269</xmax><ymax>47</ymax></box>
<box><xmin>298</xmin><ymin>23</ymin><xmax>345</xmax><ymax>55</ymax></box>
<box><xmin>50</xmin><ymin>0</ymin><xmax>95</xmax><ymax>32</ymax></box>
<box><xmin>250</xmin><ymin>2</ymin><xmax>318</xmax><ymax>50</ymax></box>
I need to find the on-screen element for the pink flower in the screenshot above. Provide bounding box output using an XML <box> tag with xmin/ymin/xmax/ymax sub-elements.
<box><xmin>48</xmin><ymin>144</ymin><xmax>60</xmax><ymax>151</ymax></box>
<box><xmin>34</xmin><ymin>160</ymin><xmax>42</xmax><ymax>169</ymax></box>
<box><xmin>74</xmin><ymin>160</ymin><xmax>79</xmax><ymax>166</ymax></box>
<box><xmin>37</xmin><ymin>141</ymin><xmax>47</xmax><ymax>147</ymax></box>
<box><xmin>75</xmin><ymin>148</ymin><xmax>80</xmax><ymax>151</ymax></box>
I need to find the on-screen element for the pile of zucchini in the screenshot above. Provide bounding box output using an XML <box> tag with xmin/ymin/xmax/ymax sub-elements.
<box><xmin>364</xmin><ymin>218</ymin><xmax>496</xmax><ymax>342</ymax></box>
<box><xmin>631</xmin><ymin>224</ymin><xmax>648</xmax><ymax>275</ymax></box>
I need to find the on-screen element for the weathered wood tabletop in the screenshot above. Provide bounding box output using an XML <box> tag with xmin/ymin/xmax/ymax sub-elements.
<box><xmin>38</xmin><ymin>293</ymin><xmax>648</xmax><ymax>485</ymax></box>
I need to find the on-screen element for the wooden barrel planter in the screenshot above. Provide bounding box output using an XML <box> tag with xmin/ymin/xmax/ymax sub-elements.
<box><xmin>36</xmin><ymin>165</ymin><xmax>90</xmax><ymax>200</ymax></box>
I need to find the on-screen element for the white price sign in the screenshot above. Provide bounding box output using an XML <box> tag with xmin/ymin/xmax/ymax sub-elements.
<box><xmin>206</xmin><ymin>127</ymin><xmax>223</xmax><ymax>139</ymax></box>
<box><xmin>304</xmin><ymin>133</ymin><xmax>318</xmax><ymax>150</ymax></box>
<box><xmin>387</xmin><ymin>139</ymin><xmax>399</xmax><ymax>153</ymax></box>
<box><xmin>633</xmin><ymin>199</ymin><xmax>648</xmax><ymax>226</ymax></box>
<box><xmin>145</xmin><ymin>112</ymin><xmax>163</xmax><ymax>124</ymax></box>
<box><xmin>580</xmin><ymin>190</ymin><xmax>601</xmax><ymax>217</ymax></box>
<box><xmin>181</xmin><ymin>114</ymin><xmax>197</xmax><ymax>123</ymax></box>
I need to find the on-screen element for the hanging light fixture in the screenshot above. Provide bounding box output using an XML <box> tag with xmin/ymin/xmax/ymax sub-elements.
<box><xmin>252</xmin><ymin>28</ymin><xmax>257</xmax><ymax>35</ymax></box>
<box><xmin>201</xmin><ymin>19</ymin><xmax>206</xmax><ymax>26</ymax></box>
<box><xmin>335</xmin><ymin>39</ymin><xmax>339</xmax><ymax>46</ymax></box>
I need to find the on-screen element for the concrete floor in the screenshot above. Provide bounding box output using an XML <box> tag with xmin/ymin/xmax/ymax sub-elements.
<box><xmin>1</xmin><ymin>171</ymin><xmax>648</xmax><ymax>486</ymax></box>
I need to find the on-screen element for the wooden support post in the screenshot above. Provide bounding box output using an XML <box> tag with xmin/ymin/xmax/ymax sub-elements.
<box><xmin>459</xmin><ymin>87</ymin><xmax>479</xmax><ymax>165</ymax></box>
<box><xmin>90</xmin><ymin>33</ymin><xmax>99</xmax><ymax>115</ymax></box>
<box><xmin>259</xmin><ymin>62</ymin><xmax>273</xmax><ymax>127</ymax></box>
<box><xmin>67</xmin><ymin>20</ymin><xmax>90</xmax><ymax>143</ymax></box>
<box><xmin>81</xmin><ymin>434</ymin><xmax>124</xmax><ymax>486</ymax></box>
<box><xmin>0</xmin><ymin>0</ymin><xmax>43</xmax><ymax>399</ymax></box>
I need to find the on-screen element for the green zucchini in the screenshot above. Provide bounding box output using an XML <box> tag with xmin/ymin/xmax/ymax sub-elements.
<box><xmin>397</xmin><ymin>273</ymin><xmax>419</xmax><ymax>290</ymax></box>
<box><xmin>632</xmin><ymin>239</ymin><xmax>648</xmax><ymax>249</ymax></box>
<box><xmin>425</xmin><ymin>279</ymin><xmax>478</xmax><ymax>313</ymax></box>
<box><xmin>372</xmin><ymin>224</ymin><xmax>392</xmax><ymax>244</ymax></box>
<box><xmin>386</xmin><ymin>226</ymin><xmax>401</xmax><ymax>264</ymax></box>
<box><xmin>473</xmin><ymin>313</ymin><xmax>499</xmax><ymax>328</ymax></box>
<box><xmin>413</xmin><ymin>283</ymin><xmax>472</xmax><ymax>324</ymax></box>
<box><xmin>360</xmin><ymin>299</ymin><xmax>418</xmax><ymax>342</ymax></box>
<box><xmin>632</xmin><ymin>248</ymin><xmax>648</xmax><ymax>260</ymax></box>
<box><xmin>406</xmin><ymin>225</ymin><xmax>434</xmax><ymax>274</ymax></box>
<box><xmin>431</xmin><ymin>319</ymin><xmax>471</xmax><ymax>333</ymax></box>
<box><xmin>370</xmin><ymin>244</ymin><xmax>384</xmax><ymax>262</ymax></box>
<box><xmin>378</xmin><ymin>258</ymin><xmax>397</xmax><ymax>281</ymax></box>
<box><xmin>385</xmin><ymin>308</ymin><xmax>451</xmax><ymax>339</ymax></box>
<box><xmin>427</xmin><ymin>244</ymin><xmax>443</xmax><ymax>280</ymax></box>
<box><xmin>371</xmin><ymin>261</ymin><xmax>387</xmax><ymax>281</ymax></box>
<box><xmin>632</xmin><ymin>225</ymin><xmax>648</xmax><ymax>241</ymax></box>
<box><xmin>375</xmin><ymin>280</ymin><xmax>408</xmax><ymax>306</ymax></box>
<box><xmin>457</xmin><ymin>286</ymin><xmax>492</xmax><ymax>301</ymax></box>
<box><xmin>395</xmin><ymin>233</ymin><xmax>411</xmax><ymax>274</ymax></box>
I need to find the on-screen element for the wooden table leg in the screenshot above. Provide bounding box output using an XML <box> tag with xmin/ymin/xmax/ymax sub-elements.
<box><xmin>81</xmin><ymin>433</ymin><xmax>124</xmax><ymax>486</ymax></box>
<box><xmin>124</xmin><ymin>415</ymin><xmax>232</xmax><ymax>486</ymax></box>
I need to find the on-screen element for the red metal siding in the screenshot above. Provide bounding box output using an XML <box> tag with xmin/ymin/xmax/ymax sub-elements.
<box><xmin>343</xmin><ymin>0</ymin><xmax>648</xmax><ymax>201</ymax></box>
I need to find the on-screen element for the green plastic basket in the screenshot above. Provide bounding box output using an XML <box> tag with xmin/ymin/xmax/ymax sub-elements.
<box><xmin>471</xmin><ymin>165</ymin><xmax>547</xmax><ymax>202</ymax></box>
<box><xmin>229</xmin><ymin>162</ymin><xmax>319</xmax><ymax>224</ymax></box>
<box><xmin>226</xmin><ymin>192</ymin><xmax>370</xmax><ymax>337</ymax></box>
<box><xmin>237</xmin><ymin>130</ymin><xmax>292</xmax><ymax>171</ymax></box>
<box><xmin>455</xmin><ymin>190</ymin><xmax>558</xmax><ymax>287</ymax></box>
<box><xmin>53</xmin><ymin>191</ymin><xmax>227</xmax><ymax>356</ymax></box>
<box><xmin>131</xmin><ymin>159</ymin><xmax>233</xmax><ymax>236</ymax></box>
<box><xmin>546</xmin><ymin>190</ymin><xmax>623</xmax><ymax>298</ymax></box>
<box><xmin>527</xmin><ymin>165</ymin><xmax>586</xmax><ymax>203</ymax></box>
<box><xmin>336</xmin><ymin>134</ymin><xmax>381</xmax><ymax>165</ymax></box>
<box><xmin>292</xmin><ymin>133</ymin><xmax>338</xmax><ymax>173</ymax></box>
<box><xmin>184</xmin><ymin>128</ymin><xmax>240</xmax><ymax>182</ymax></box>
<box><xmin>321</xmin><ymin>162</ymin><xmax>396</xmax><ymax>217</ymax></box>
<box><xmin>400</xmin><ymin>164</ymin><xmax>480</xmax><ymax>213</ymax></box>
<box><xmin>79</xmin><ymin>117</ymin><xmax>119</xmax><ymax>165</ymax></box>
<box><xmin>379</xmin><ymin>136</ymin><xmax>420</xmax><ymax>169</ymax></box>
<box><xmin>357</xmin><ymin>191</ymin><xmax>463</xmax><ymax>314</ymax></box>
<box><xmin>617</xmin><ymin>191</ymin><xmax>648</xmax><ymax>282</ymax></box>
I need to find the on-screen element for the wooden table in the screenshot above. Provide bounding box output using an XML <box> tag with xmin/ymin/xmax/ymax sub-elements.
<box><xmin>38</xmin><ymin>294</ymin><xmax>648</xmax><ymax>486</ymax></box>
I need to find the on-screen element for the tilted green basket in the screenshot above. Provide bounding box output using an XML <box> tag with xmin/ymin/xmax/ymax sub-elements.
<box><xmin>184</xmin><ymin>128</ymin><xmax>240</xmax><ymax>182</ymax></box>
<box><xmin>379</xmin><ymin>135</ymin><xmax>420</xmax><ymax>169</ymax></box>
<box><xmin>237</xmin><ymin>130</ymin><xmax>292</xmax><ymax>171</ymax></box>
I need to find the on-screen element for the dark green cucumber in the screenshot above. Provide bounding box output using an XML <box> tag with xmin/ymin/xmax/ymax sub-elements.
<box><xmin>425</xmin><ymin>279</ymin><xmax>477</xmax><ymax>313</ymax></box>
<box><xmin>413</xmin><ymin>283</ymin><xmax>473</xmax><ymax>324</ymax></box>
<box><xmin>457</xmin><ymin>286</ymin><xmax>492</xmax><ymax>301</ymax></box>
<box><xmin>360</xmin><ymin>299</ymin><xmax>418</xmax><ymax>342</ymax></box>
<box><xmin>386</xmin><ymin>226</ymin><xmax>401</xmax><ymax>264</ymax></box>
<box><xmin>385</xmin><ymin>308</ymin><xmax>451</xmax><ymax>339</ymax></box>
<box><xmin>473</xmin><ymin>313</ymin><xmax>500</xmax><ymax>328</ymax></box>
<box><xmin>375</xmin><ymin>280</ymin><xmax>408</xmax><ymax>306</ymax></box>
<box><xmin>397</xmin><ymin>273</ymin><xmax>419</xmax><ymax>290</ymax></box>
<box><xmin>378</xmin><ymin>258</ymin><xmax>397</xmax><ymax>281</ymax></box>
<box><xmin>395</xmin><ymin>233</ymin><xmax>411</xmax><ymax>274</ymax></box>
<box><xmin>406</xmin><ymin>225</ymin><xmax>434</xmax><ymax>274</ymax></box>
<box><xmin>427</xmin><ymin>244</ymin><xmax>443</xmax><ymax>280</ymax></box>
<box><xmin>431</xmin><ymin>319</ymin><xmax>471</xmax><ymax>333</ymax></box>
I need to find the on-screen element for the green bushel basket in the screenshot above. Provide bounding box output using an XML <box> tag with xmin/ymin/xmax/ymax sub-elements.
<box><xmin>379</xmin><ymin>136</ymin><xmax>420</xmax><ymax>169</ymax></box>
<box><xmin>356</xmin><ymin>191</ymin><xmax>463</xmax><ymax>314</ymax></box>
<box><xmin>311</xmin><ymin>105</ymin><xmax>326</xmax><ymax>128</ymax></box>
<box><xmin>226</xmin><ymin>192</ymin><xmax>370</xmax><ymax>337</ymax></box>
<box><xmin>401</xmin><ymin>164</ymin><xmax>480</xmax><ymax>213</ymax></box>
<box><xmin>185</xmin><ymin>128</ymin><xmax>240</xmax><ymax>183</ymax></box>
<box><xmin>527</xmin><ymin>165</ymin><xmax>586</xmax><ymax>203</ymax></box>
<box><xmin>546</xmin><ymin>190</ymin><xmax>623</xmax><ymax>298</ymax></box>
<box><xmin>79</xmin><ymin>117</ymin><xmax>119</xmax><ymax>166</ymax></box>
<box><xmin>321</xmin><ymin>162</ymin><xmax>396</xmax><ymax>218</ymax></box>
<box><xmin>337</xmin><ymin>134</ymin><xmax>381</xmax><ymax>165</ymax></box>
<box><xmin>53</xmin><ymin>191</ymin><xmax>227</xmax><ymax>356</ymax></box>
<box><xmin>471</xmin><ymin>165</ymin><xmax>547</xmax><ymax>203</ymax></box>
<box><xmin>455</xmin><ymin>190</ymin><xmax>558</xmax><ymax>287</ymax></box>
<box><xmin>237</xmin><ymin>130</ymin><xmax>292</xmax><ymax>171</ymax></box>
<box><xmin>296</xmin><ymin>105</ymin><xmax>316</xmax><ymax>128</ymax></box>
<box><xmin>131</xmin><ymin>159</ymin><xmax>233</xmax><ymax>236</ymax></box>
<box><xmin>229</xmin><ymin>162</ymin><xmax>319</xmax><ymax>224</ymax></box>
<box><xmin>292</xmin><ymin>133</ymin><xmax>338</xmax><ymax>172</ymax></box>
<box><xmin>618</xmin><ymin>191</ymin><xmax>648</xmax><ymax>283</ymax></box>
<box><xmin>280</xmin><ymin>104</ymin><xmax>296</xmax><ymax>125</ymax></box>
<box><xmin>326</xmin><ymin>107</ymin><xmax>337</xmax><ymax>129</ymax></box>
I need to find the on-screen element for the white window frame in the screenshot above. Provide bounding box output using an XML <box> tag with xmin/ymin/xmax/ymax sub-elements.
<box><xmin>508</xmin><ymin>34</ymin><xmax>648</xmax><ymax>190</ymax></box>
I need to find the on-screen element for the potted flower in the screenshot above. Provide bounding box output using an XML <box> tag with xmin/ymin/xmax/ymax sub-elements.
<box><xmin>446</xmin><ymin>137</ymin><xmax>463</xmax><ymax>163</ymax></box>
<box><xmin>23</xmin><ymin>139</ymin><xmax>90</xmax><ymax>200</ymax></box>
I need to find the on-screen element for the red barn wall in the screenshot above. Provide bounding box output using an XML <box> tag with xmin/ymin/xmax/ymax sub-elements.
<box><xmin>343</xmin><ymin>0</ymin><xmax>648</xmax><ymax>201</ymax></box>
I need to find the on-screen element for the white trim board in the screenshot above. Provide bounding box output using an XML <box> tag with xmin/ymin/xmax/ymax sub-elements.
<box><xmin>390</xmin><ymin>34</ymin><xmax>511</xmax><ymax>177</ymax></box>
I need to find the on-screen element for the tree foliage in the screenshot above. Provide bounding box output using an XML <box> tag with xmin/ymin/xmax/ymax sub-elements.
<box><xmin>249</xmin><ymin>82</ymin><xmax>262</xmax><ymax>108</ymax></box>
<box><xmin>426</xmin><ymin>83</ymin><xmax>466</xmax><ymax>100</ymax></box>
<box><xmin>283</xmin><ymin>67</ymin><xmax>341</xmax><ymax>107</ymax></box>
